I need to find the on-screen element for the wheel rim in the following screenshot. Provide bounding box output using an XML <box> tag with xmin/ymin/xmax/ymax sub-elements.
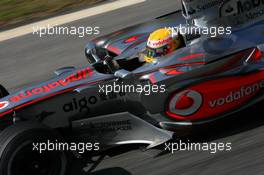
<box><xmin>8</xmin><ymin>141</ymin><xmax>66</xmax><ymax>175</ymax></box>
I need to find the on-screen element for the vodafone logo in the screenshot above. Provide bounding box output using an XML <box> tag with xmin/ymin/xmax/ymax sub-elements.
<box><xmin>0</xmin><ymin>101</ymin><xmax>9</xmax><ymax>110</ymax></box>
<box><xmin>9</xmin><ymin>67</ymin><xmax>93</xmax><ymax>103</ymax></box>
<box><xmin>147</xmin><ymin>37</ymin><xmax>172</xmax><ymax>48</ymax></box>
<box><xmin>168</xmin><ymin>90</ymin><xmax>202</xmax><ymax>116</ymax></box>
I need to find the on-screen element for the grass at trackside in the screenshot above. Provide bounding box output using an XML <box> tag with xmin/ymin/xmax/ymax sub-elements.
<box><xmin>0</xmin><ymin>0</ymin><xmax>103</xmax><ymax>30</ymax></box>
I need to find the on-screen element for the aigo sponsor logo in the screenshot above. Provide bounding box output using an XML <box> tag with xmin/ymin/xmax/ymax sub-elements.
<box><xmin>9</xmin><ymin>67</ymin><xmax>93</xmax><ymax>103</ymax></box>
<box><xmin>62</xmin><ymin>92</ymin><xmax>125</xmax><ymax>113</ymax></box>
<box><xmin>168</xmin><ymin>90</ymin><xmax>203</xmax><ymax>116</ymax></box>
<box><xmin>0</xmin><ymin>101</ymin><xmax>9</xmax><ymax>110</ymax></box>
<box><xmin>63</xmin><ymin>96</ymin><xmax>98</xmax><ymax>113</ymax></box>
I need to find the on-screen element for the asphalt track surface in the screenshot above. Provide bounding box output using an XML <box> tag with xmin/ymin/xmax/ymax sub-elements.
<box><xmin>1</xmin><ymin>0</ymin><xmax>264</xmax><ymax>174</ymax></box>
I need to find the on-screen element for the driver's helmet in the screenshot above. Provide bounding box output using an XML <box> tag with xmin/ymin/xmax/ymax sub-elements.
<box><xmin>143</xmin><ymin>28</ymin><xmax>183</xmax><ymax>63</ymax></box>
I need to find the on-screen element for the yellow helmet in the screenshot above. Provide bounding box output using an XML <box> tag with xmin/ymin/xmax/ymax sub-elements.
<box><xmin>143</xmin><ymin>28</ymin><xmax>183</xmax><ymax>63</ymax></box>
<box><xmin>147</xmin><ymin>28</ymin><xmax>172</xmax><ymax>49</ymax></box>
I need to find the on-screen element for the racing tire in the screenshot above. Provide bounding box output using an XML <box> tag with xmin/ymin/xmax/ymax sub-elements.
<box><xmin>0</xmin><ymin>84</ymin><xmax>9</xmax><ymax>98</ymax></box>
<box><xmin>0</xmin><ymin>122</ymin><xmax>68</xmax><ymax>175</ymax></box>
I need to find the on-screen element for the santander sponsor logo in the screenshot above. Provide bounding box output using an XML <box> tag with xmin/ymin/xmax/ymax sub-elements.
<box><xmin>0</xmin><ymin>101</ymin><xmax>9</xmax><ymax>110</ymax></box>
<box><xmin>9</xmin><ymin>67</ymin><xmax>93</xmax><ymax>103</ymax></box>
<box><xmin>209</xmin><ymin>80</ymin><xmax>264</xmax><ymax>108</ymax></box>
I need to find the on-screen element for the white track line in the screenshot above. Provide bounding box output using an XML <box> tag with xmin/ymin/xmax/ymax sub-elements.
<box><xmin>0</xmin><ymin>0</ymin><xmax>146</xmax><ymax>42</ymax></box>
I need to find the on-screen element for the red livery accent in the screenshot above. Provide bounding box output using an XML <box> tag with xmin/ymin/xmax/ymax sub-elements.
<box><xmin>149</xmin><ymin>74</ymin><xmax>157</xmax><ymax>84</ymax></box>
<box><xmin>124</xmin><ymin>36</ymin><xmax>138</xmax><ymax>43</ymax></box>
<box><xmin>0</xmin><ymin>103</ymin><xmax>5</xmax><ymax>108</ymax></box>
<box><xmin>250</xmin><ymin>48</ymin><xmax>263</xmax><ymax>62</ymax></box>
<box><xmin>0</xmin><ymin>101</ymin><xmax>9</xmax><ymax>110</ymax></box>
<box><xmin>107</xmin><ymin>45</ymin><xmax>122</xmax><ymax>55</ymax></box>
<box><xmin>164</xmin><ymin>69</ymin><xmax>184</xmax><ymax>75</ymax></box>
<box><xmin>0</xmin><ymin>78</ymin><xmax>109</xmax><ymax>118</ymax></box>
<box><xmin>9</xmin><ymin>67</ymin><xmax>93</xmax><ymax>103</ymax></box>
<box><xmin>165</xmin><ymin>61</ymin><xmax>206</xmax><ymax>69</ymax></box>
<box><xmin>178</xmin><ymin>53</ymin><xmax>205</xmax><ymax>61</ymax></box>
<box><xmin>0</xmin><ymin>109</ymin><xmax>13</xmax><ymax>118</ymax></box>
<box><xmin>167</xmin><ymin>70</ymin><xmax>264</xmax><ymax>120</ymax></box>
<box><xmin>175</xmin><ymin>95</ymin><xmax>194</xmax><ymax>110</ymax></box>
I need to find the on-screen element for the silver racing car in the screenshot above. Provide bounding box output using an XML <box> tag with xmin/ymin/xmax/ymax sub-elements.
<box><xmin>0</xmin><ymin>0</ymin><xmax>264</xmax><ymax>174</ymax></box>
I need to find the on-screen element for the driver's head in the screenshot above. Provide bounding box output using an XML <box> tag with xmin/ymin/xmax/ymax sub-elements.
<box><xmin>143</xmin><ymin>28</ymin><xmax>183</xmax><ymax>63</ymax></box>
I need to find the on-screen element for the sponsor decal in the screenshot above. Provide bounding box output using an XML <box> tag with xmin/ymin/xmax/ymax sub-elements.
<box><xmin>9</xmin><ymin>67</ymin><xmax>93</xmax><ymax>103</ymax></box>
<box><xmin>63</xmin><ymin>96</ymin><xmax>98</xmax><ymax>113</ymax></box>
<box><xmin>147</xmin><ymin>37</ymin><xmax>172</xmax><ymax>48</ymax></box>
<box><xmin>209</xmin><ymin>80</ymin><xmax>264</xmax><ymax>108</ymax></box>
<box><xmin>35</xmin><ymin>111</ymin><xmax>56</xmax><ymax>121</ymax></box>
<box><xmin>62</xmin><ymin>92</ymin><xmax>125</xmax><ymax>113</ymax></box>
<box><xmin>184</xmin><ymin>0</ymin><xmax>224</xmax><ymax>16</ymax></box>
<box><xmin>85</xmin><ymin>120</ymin><xmax>132</xmax><ymax>132</ymax></box>
<box><xmin>221</xmin><ymin>0</ymin><xmax>264</xmax><ymax>25</ymax></box>
<box><xmin>107</xmin><ymin>45</ymin><xmax>121</xmax><ymax>55</ymax></box>
<box><xmin>237</xmin><ymin>0</ymin><xmax>264</xmax><ymax>14</ymax></box>
<box><xmin>99</xmin><ymin>91</ymin><xmax>126</xmax><ymax>101</ymax></box>
<box><xmin>124</xmin><ymin>36</ymin><xmax>138</xmax><ymax>43</ymax></box>
<box><xmin>0</xmin><ymin>101</ymin><xmax>9</xmax><ymax>110</ymax></box>
<box><xmin>225</xmin><ymin>5</ymin><xmax>236</xmax><ymax>15</ymax></box>
<box><xmin>196</xmin><ymin>0</ymin><xmax>224</xmax><ymax>11</ymax></box>
<box><xmin>167</xmin><ymin>71</ymin><xmax>264</xmax><ymax>120</ymax></box>
<box><xmin>168</xmin><ymin>90</ymin><xmax>203</xmax><ymax>116</ymax></box>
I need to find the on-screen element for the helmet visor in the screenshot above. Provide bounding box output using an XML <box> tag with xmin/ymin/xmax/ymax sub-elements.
<box><xmin>144</xmin><ymin>45</ymin><xmax>169</xmax><ymax>58</ymax></box>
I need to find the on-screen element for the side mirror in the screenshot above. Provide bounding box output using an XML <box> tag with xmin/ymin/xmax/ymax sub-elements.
<box><xmin>114</xmin><ymin>69</ymin><xmax>134</xmax><ymax>79</ymax></box>
<box><xmin>54</xmin><ymin>66</ymin><xmax>76</xmax><ymax>76</ymax></box>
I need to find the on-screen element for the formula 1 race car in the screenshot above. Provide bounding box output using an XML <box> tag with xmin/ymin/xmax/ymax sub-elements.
<box><xmin>1</xmin><ymin>0</ymin><xmax>264</xmax><ymax>175</ymax></box>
